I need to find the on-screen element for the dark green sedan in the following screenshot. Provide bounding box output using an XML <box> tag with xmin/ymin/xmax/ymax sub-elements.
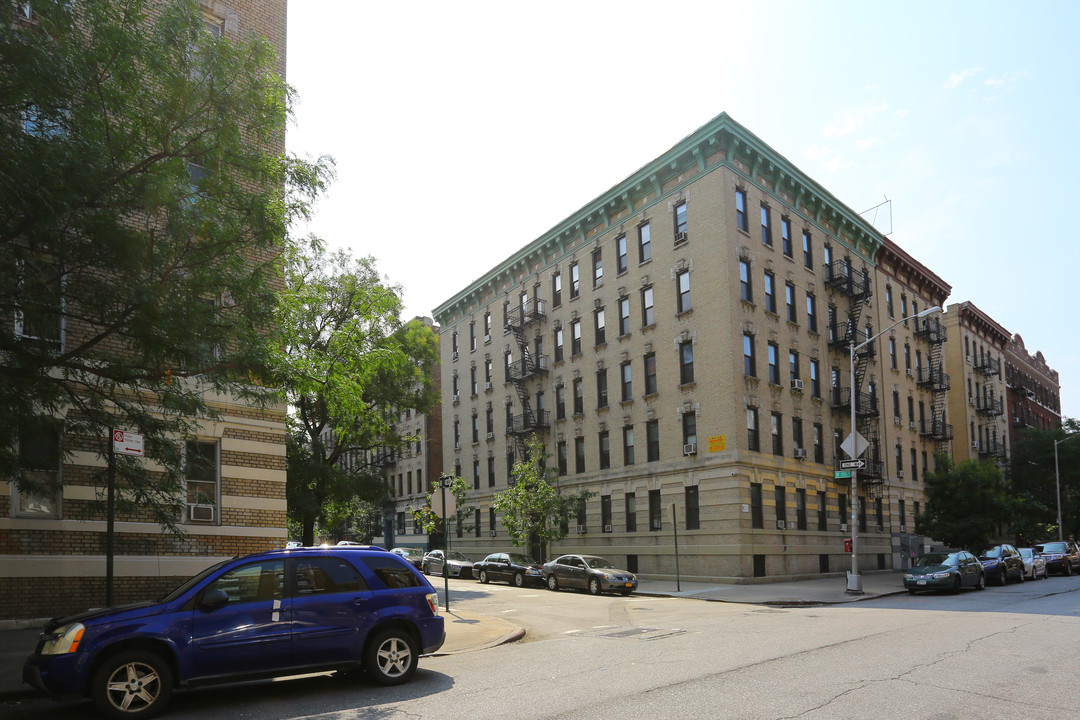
<box><xmin>904</xmin><ymin>551</ymin><xmax>986</xmax><ymax>594</ymax></box>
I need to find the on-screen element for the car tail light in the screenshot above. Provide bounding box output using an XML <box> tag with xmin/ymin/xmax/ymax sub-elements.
<box><xmin>425</xmin><ymin>592</ymin><xmax>439</xmax><ymax>615</ymax></box>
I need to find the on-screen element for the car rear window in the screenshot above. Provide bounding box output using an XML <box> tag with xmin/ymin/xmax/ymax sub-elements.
<box><xmin>296</xmin><ymin>557</ymin><xmax>369</xmax><ymax>595</ymax></box>
<box><xmin>361</xmin><ymin>556</ymin><xmax>424</xmax><ymax>589</ymax></box>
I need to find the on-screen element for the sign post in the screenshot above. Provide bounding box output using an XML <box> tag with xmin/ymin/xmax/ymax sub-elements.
<box><xmin>435</xmin><ymin>474</ymin><xmax>455</xmax><ymax>611</ymax></box>
<box><xmin>106</xmin><ymin>430</ymin><xmax>144</xmax><ymax>607</ymax></box>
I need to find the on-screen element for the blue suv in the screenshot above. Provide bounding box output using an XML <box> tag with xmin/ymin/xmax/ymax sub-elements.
<box><xmin>23</xmin><ymin>546</ymin><xmax>444</xmax><ymax>718</ymax></box>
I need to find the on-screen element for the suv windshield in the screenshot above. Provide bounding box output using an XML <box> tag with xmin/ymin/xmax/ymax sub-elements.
<box><xmin>1036</xmin><ymin>542</ymin><xmax>1066</xmax><ymax>553</ymax></box>
<box><xmin>157</xmin><ymin>558</ymin><xmax>232</xmax><ymax>603</ymax></box>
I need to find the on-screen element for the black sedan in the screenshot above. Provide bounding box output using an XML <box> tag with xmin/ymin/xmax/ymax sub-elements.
<box><xmin>1035</xmin><ymin>540</ymin><xmax>1080</xmax><ymax>576</ymax></box>
<box><xmin>473</xmin><ymin>552</ymin><xmax>544</xmax><ymax>587</ymax></box>
<box><xmin>904</xmin><ymin>551</ymin><xmax>986</xmax><ymax>594</ymax></box>
<box><xmin>542</xmin><ymin>554</ymin><xmax>637</xmax><ymax>596</ymax></box>
<box><xmin>390</xmin><ymin>547</ymin><xmax>425</xmax><ymax>570</ymax></box>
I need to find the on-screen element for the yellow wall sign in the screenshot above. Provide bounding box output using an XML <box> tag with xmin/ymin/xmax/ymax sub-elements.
<box><xmin>707</xmin><ymin>434</ymin><xmax>726</xmax><ymax>452</ymax></box>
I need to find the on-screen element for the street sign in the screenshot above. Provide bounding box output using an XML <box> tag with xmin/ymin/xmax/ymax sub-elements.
<box><xmin>432</xmin><ymin>490</ymin><xmax>456</xmax><ymax>518</ymax></box>
<box><xmin>707</xmin><ymin>434</ymin><xmax>726</xmax><ymax>452</ymax></box>
<box><xmin>112</xmin><ymin>430</ymin><xmax>144</xmax><ymax>457</ymax></box>
<box><xmin>834</xmin><ymin>470</ymin><xmax>852</xmax><ymax>479</ymax></box>
<box><xmin>840</xmin><ymin>432</ymin><xmax>868</xmax><ymax>459</ymax></box>
<box><xmin>840</xmin><ymin>459</ymin><xmax>865</xmax><ymax>470</ymax></box>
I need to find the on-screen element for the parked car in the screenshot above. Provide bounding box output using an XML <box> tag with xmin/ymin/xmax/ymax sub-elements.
<box><xmin>1018</xmin><ymin>547</ymin><xmax>1048</xmax><ymax>580</ymax></box>
<box><xmin>903</xmin><ymin>551</ymin><xmax>986</xmax><ymax>594</ymax></box>
<box><xmin>422</xmin><ymin>550</ymin><xmax>474</xmax><ymax>578</ymax></box>
<box><xmin>336</xmin><ymin>540</ymin><xmax>362</xmax><ymax>546</ymax></box>
<box><xmin>390</xmin><ymin>547</ymin><xmax>425</xmax><ymax>570</ymax></box>
<box><xmin>542</xmin><ymin>554</ymin><xmax>638</xmax><ymax>596</ymax></box>
<box><xmin>473</xmin><ymin>552</ymin><xmax>544</xmax><ymax>587</ymax></box>
<box><xmin>285</xmin><ymin>540</ymin><xmax>303</xmax><ymax>549</ymax></box>
<box><xmin>23</xmin><ymin>546</ymin><xmax>444</xmax><ymax>719</ymax></box>
<box><xmin>1034</xmin><ymin>540</ymin><xmax>1080</xmax><ymax>576</ymax></box>
<box><xmin>976</xmin><ymin>544</ymin><xmax>1025</xmax><ymax>585</ymax></box>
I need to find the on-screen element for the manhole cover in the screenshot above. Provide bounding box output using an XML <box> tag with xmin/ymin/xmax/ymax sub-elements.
<box><xmin>583</xmin><ymin>627</ymin><xmax>685</xmax><ymax>641</ymax></box>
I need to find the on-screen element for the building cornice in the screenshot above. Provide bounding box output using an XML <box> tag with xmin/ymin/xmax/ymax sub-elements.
<box><xmin>433</xmin><ymin>112</ymin><xmax>888</xmax><ymax>324</ymax></box>
<box><xmin>951</xmin><ymin>301</ymin><xmax>1011</xmax><ymax>346</ymax></box>
<box><xmin>876</xmin><ymin>237</ymin><xmax>951</xmax><ymax>305</ymax></box>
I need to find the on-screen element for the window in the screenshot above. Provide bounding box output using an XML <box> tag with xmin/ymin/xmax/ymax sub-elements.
<box><xmin>601</xmin><ymin>495</ymin><xmax>612</xmax><ymax>531</ymax></box>
<box><xmin>638</xmin><ymin>222</ymin><xmax>652</xmax><ymax>263</ymax></box>
<box><xmin>185</xmin><ymin>440</ymin><xmax>219</xmax><ymax>524</ymax></box>
<box><xmin>625</xmin><ymin>491</ymin><xmax>637</xmax><ymax>531</ymax></box>
<box><xmin>616</xmin><ymin>235</ymin><xmax>628</xmax><ymax>274</ymax></box>
<box><xmin>674</xmin><ymin>201</ymin><xmax>688</xmax><ymax>242</ymax></box>
<box><xmin>13</xmin><ymin>421</ymin><xmax>61</xmax><ymax>518</ymax></box>
<box><xmin>599</xmin><ymin>431</ymin><xmax>610</xmax><ymax>470</ymax></box>
<box><xmin>735</xmin><ymin>189</ymin><xmax>748</xmax><ymax>232</ymax></box>
<box><xmin>774</xmin><ymin>486</ymin><xmax>786</xmax><ymax>525</ymax></box>
<box><xmin>771</xmin><ymin>412</ymin><xmax>783</xmax><ymax>455</ymax></box>
<box><xmin>676</xmin><ymin>269</ymin><xmax>691</xmax><ymax>313</ymax></box>
<box><xmin>859</xmin><ymin>497</ymin><xmax>868</xmax><ymax>533</ymax></box>
<box><xmin>557</xmin><ymin>441</ymin><xmax>567</xmax><ymax>475</ymax></box>
<box><xmin>555</xmin><ymin>384</ymin><xmax>566</xmax><ymax>420</ymax></box>
<box><xmin>453</xmin><ymin>420</ymin><xmax>460</xmax><ymax>447</ymax></box>
<box><xmin>781</xmin><ymin>217</ymin><xmax>793</xmax><ymax>257</ymax></box>
<box><xmin>747</xmin><ymin>406</ymin><xmax>759</xmax><ymax>451</ymax></box>
<box><xmin>620</xmin><ymin>361</ymin><xmax>632</xmax><ymax>401</ymax></box>
<box><xmin>472</xmin><ymin>414</ymin><xmax>479</xmax><ymax>444</ymax></box>
<box><xmin>823</xmin><ymin>243</ymin><xmax>833</xmax><ymax>276</ymax></box>
<box><xmin>685</xmin><ymin>486</ymin><xmax>699</xmax><ymax>530</ymax></box>
<box><xmin>592</xmin><ymin>248</ymin><xmax>603</xmax><ymax>288</ymax></box>
<box><xmin>641</xmin><ymin>286</ymin><xmax>655</xmax><ymax>327</ymax></box>
<box><xmin>570</xmin><ymin>319</ymin><xmax>582</xmax><ymax>356</ymax></box>
<box><xmin>792</xmin><ymin>418</ymin><xmax>803</xmax><ymax>454</ymax></box>
<box><xmin>760</xmin><ymin>204</ymin><xmax>772</xmax><ymax>246</ymax></box>
<box><xmin>618</xmin><ymin>296</ymin><xmax>631</xmax><ymax>336</ymax></box>
<box><xmin>570</xmin><ymin>262</ymin><xmax>580</xmax><ymax>299</ymax></box>
<box><xmin>763</xmin><ymin>270</ymin><xmax>775</xmax><ymax>312</ymax></box>
<box><xmin>889</xmin><ymin>338</ymin><xmax>897</xmax><ymax>370</ymax></box>
<box><xmin>646</xmin><ymin>420</ymin><xmax>660</xmax><ymax>462</ymax></box>
<box><xmin>802</xmin><ymin>231</ymin><xmax>813</xmax><ymax>269</ymax></box>
<box><xmin>596</xmin><ymin>369</ymin><xmax>608</xmax><ymax>408</ymax></box>
<box><xmin>644</xmin><ymin>353</ymin><xmax>657</xmax><ymax>395</ymax></box>
<box><xmin>768</xmin><ymin>342</ymin><xmax>780</xmax><ymax>384</ymax></box>
<box><xmin>488</xmin><ymin>456</ymin><xmax>496</xmax><ymax>487</ymax></box>
<box><xmin>838</xmin><ymin>493</ymin><xmax>848</xmax><ymax>529</ymax></box>
<box><xmin>806</xmin><ymin>293</ymin><xmax>817</xmax><ymax>332</ymax></box>
<box><xmin>649</xmin><ymin>489</ymin><xmax>662</xmax><ymax>530</ymax></box>
<box><xmin>885</xmin><ymin>286</ymin><xmax>894</xmax><ymax>318</ymax></box>
<box><xmin>679</xmin><ymin>341</ymin><xmax>694</xmax><ymax>385</ymax></box>
<box><xmin>743</xmin><ymin>333</ymin><xmax>756</xmax><ymax>377</ymax></box>
<box><xmin>817</xmin><ymin>491</ymin><xmax>828</xmax><ymax>531</ymax></box>
<box><xmin>484</xmin><ymin>312</ymin><xmax>492</xmax><ymax>340</ymax></box>
<box><xmin>294</xmin><ymin>556</ymin><xmax>367</xmax><ymax>597</ymax></box>
<box><xmin>15</xmin><ymin>262</ymin><xmax>63</xmax><ymax>349</ymax></box>
<box><xmin>573</xmin><ymin>377</ymin><xmax>584</xmax><ymax>415</ymax></box>
<box><xmin>788</xmin><ymin>350</ymin><xmax>800</xmax><ymax>384</ymax></box>
<box><xmin>623</xmin><ymin>425</ymin><xmax>635</xmax><ymax>465</ymax></box>
<box><xmin>810</xmin><ymin>359</ymin><xmax>821</xmax><ymax>398</ymax></box>
<box><xmin>750</xmin><ymin>483</ymin><xmax>764</xmax><ymax>528</ymax></box>
<box><xmin>594</xmin><ymin>307</ymin><xmax>606</xmax><ymax>346</ymax></box>
<box><xmin>472</xmin><ymin>460</ymin><xmax>480</xmax><ymax>489</ymax></box>
<box><xmin>470</xmin><ymin>321</ymin><xmax>476</xmax><ymax>352</ymax></box>
<box><xmin>682</xmin><ymin>412</ymin><xmax>697</xmax><ymax>446</ymax></box>
<box><xmin>470</xmin><ymin>367</ymin><xmax>478</xmax><ymax>396</ymax></box>
<box><xmin>910</xmin><ymin>448</ymin><xmax>918</xmax><ymax>483</ymax></box>
<box><xmin>552</xmin><ymin>271</ymin><xmax>562</xmax><ymax>308</ymax></box>
<box><xmin>904</xmin><ymin>344</ymin><xmax>912</xmax><ymax>372</ymax></box>
<box><xmin>740</xmin><ymin>260</ymin><xmax>753</xmax><ymax>302</ymax></box>
<box><xmin>574</xmin><ymin>437</ymin><xmax>585</xmax><ymax>473</ymax></box>
<box><xmin>796</xmin><ymin>488</ymin><xmax>807</xmax><ymax>530</ymax></box>
<box><xmin>785</xmin><ymin>282</ymin><xmax>797</xmax><ymax>323</ymax></box>
<box><xmin>813</xmin><ymin>423</ymin><xmax>824</xmax><ymax>463</ymax></box>
<box><xmin>490</xmin><ymin>508</ymin><xmax>497</xmax><ymax>536</ymax></box>
<box><xmin>210</xmin><ymin>560</ymin><xmax>285</xmax><ymax>604</ymax></box>
<box><xmin>554</xmin><ymin>327</ymin><xmax>564</xmax><ymax>362</ymax></box>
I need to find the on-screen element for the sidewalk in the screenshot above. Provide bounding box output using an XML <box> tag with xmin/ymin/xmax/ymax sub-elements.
<box><xmin>0</xmin><ymin>572</ymin><xmax>903</xmax><ymax>702</ymax></box>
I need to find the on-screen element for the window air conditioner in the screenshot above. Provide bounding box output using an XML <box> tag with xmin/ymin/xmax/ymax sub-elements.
<box><xmin>454</xmin><ymin>441</ymin><xmax>461</xmax><ymax>450</ymax></box>
<box><xmin>793</xmin><ymin>448</ymin><xmax>807</xmax><ymax>460</ymax></box>
<box><xmin>899</xmin><ymin>525</ymin><xmax>907</xmax><ymax>533</ymax></box>
<box><xmin>453</xmin><ymin>351</ymin><xmax>459</xmax><ymax>360</ymax></box>
<box><xmin>906</xmin><ymin>368</ymin><xmax>913</xmax><ymax>376</ymax></box>
<box><xmin>683</xmin><ymin>443</ymin><xmax>698</xmax><ymax>456</ymax></box>
<box><xmin>840</xmin><ymin>523</ymin><xmax>848</xmax><ymax>531</ymax></box>
<box><xmin>452</xmin><ymin>394</ymin><xmax>460</xmax><ymax>404</ymax></box>
<box><xmin>909</xmin><ymin>421</ymin><xmax>916</xmax><ymax>430</ymax></box>
<box><xmin>577</xmin><ymin>524</ymin><xmax>587</xmax><ymax>534</ymax></box>
<box><xmin>968</xmin><ymin>397</ymin><xmax>975</xmax><ymax>406</ymax></box>
<box><xmin>188</xmin><ymin>504</ymin><xmax>215</xmax><ymax>522</ymax></box>
<box><xmin>894</xmin><ymin>416</ymin><xmax>902</xmax><ymax>425</ymax></box>
<box><xmin>485</xmin><ymin>382</ymin><xmax>492</xmax><ymax>391</ymax></box>
<box><xmin>674</xmin><ymin>231</ymin><xmax>688</xmax><ymax>245</ymax></box>
<box><xmin>971</xmin><ymin>441</ymin><xmax>979</xmax><ymax>450</ymax></box>
<box><xmin>897</xmin><ymin>470</ymin><xmax>904</xmax><ymax>478</ymax></box>
<box><xmin>791</xmin><ymin>379</ymin><xmax>804</xmax><ymax>391</ymax></box>
<box><xmin>489</xmin><ymin>530</ymin><xmax>496</xmax><ymax>537</ymax></box>
<box><xmin>604</xmin><ymin>524</ymin><xmax>613</xmax><ymax>533</ymax></box>
<box><xmin>776</xmin><ymin>520</ymin><xmax>786</xmax><ymax>530</ymax></box>
<box><xmin>651</xmin><ymin>519</ymin><xmax>662</xmax><ymax>530</ymax></box>
<box><xmin>486</xmin><ymin>432</ymin><xmax>494</xmax><ymax>440</ymax></box>
<box><xmin>484</xmin><ymin>334</ymin><xmax>491</xmax><ymax>343</ymax></box>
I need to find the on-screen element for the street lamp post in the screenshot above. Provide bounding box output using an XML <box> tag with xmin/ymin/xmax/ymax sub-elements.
<box><xmin>846</xmin><ymin>305</ymin><xmax>942</xmax><ymax>594</ymax></box>
<box><xmin>1053</xmin><ymin>433</ymin><xmax>1080</xmax><ymax>541</ymax></box>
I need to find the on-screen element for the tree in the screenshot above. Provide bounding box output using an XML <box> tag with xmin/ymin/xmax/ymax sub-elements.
<box><xmin>413</xmin><ymin>475</ymin><xmax>476</xmax><ymax>543</ymax></box>
<box><xmin>0</xmin><ymin>0</ymin><xmax>330</xmax><ymax>529</ymax></box>
<box><xmin>916</xmin><ymin>454</ymin><xmax>1012</xmax><ymax>552</ymax></box>
<box><xmin>491</xmin><ymin>435</ymin><xmax>591</xmax><ymax>561</ymax></box>
<box><xmin>274</xmin><ymin>239</ymin><xmax>439</xmax><ymax>545</ymax></box>
<box><xmin>1010</xmin><ymin>419</ymin><xmax>1080</xmax><ymax>541</ymax></box>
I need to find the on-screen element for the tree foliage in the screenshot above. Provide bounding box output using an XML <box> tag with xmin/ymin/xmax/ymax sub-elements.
<box><xmin>915</xmin><ymin>454</ymin><xmax>1012</xmax><ymax>551</ymax></box>
<box><xmin>492</xmin><ymin>435</ymin><xmax>591</xmax><ymax>561</ymax></box>
<box><xmin>0</xmin><ymin>0</ymin><xmax>330</xmax><ymax>529</ymax></box>
<box><xmin>274</xmin><ymin>239</ymin><xmax>439</xmax><ymax>545</ymax></box>
<box><xmin>413</xmin><ymin>474</ymin><xmax>475</xmax><ymax>540</ymax></box>
<box><xmin>1010</xmin><ymin>418</ymin><xmax>1080</xmax><ymax>542</ymax></box>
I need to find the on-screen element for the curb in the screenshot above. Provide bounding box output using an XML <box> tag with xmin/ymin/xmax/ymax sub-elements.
<box><xmin>427</xmin><ymin>627</ymin><xmax>526</xmax><ymax>657</ymax></box>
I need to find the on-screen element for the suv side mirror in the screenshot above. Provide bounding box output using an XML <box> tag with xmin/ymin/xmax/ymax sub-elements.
<box><xmin>199</xmin><ymin>588</ymin><xmax>229</xmax><ymax>611</ymax></box>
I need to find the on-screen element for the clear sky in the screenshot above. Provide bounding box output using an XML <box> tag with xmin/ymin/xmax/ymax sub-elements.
<box><xmin>285</xmin><ymin>0</ymin><xmax>1080</xmax><ymax>420</ymax></box>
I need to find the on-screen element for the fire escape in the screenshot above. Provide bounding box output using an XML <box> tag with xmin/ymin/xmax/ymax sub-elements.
<box><xmin>914</xmin><ymin>315</ymin><xmax>951</xmax><ymax>454</ymax></box>
<box><xmin>504</xmin><ymin>298</ymin><xmax>550</xmax><ymax>467</ymax></box>
<box><xmin>974</xmin><ymin>354</ymin><xmax>1006</xmax><ymax>464</ymax></box>
<box><xmin>826</xmin><ymin>258</ymin><xmax>885</xmax><ymax>496</ymax></box>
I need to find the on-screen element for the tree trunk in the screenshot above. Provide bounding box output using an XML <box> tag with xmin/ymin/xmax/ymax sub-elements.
<box><xmin>302</xmin><ymin>518</ymin><xmax>316</xmax><ymax>546</ymax></box>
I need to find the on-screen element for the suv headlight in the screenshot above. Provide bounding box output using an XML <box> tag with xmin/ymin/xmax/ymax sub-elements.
<box><xmin>40</xmin><ymin>622</ymin><xmax>85</xmax><ymax>655</ymax></box>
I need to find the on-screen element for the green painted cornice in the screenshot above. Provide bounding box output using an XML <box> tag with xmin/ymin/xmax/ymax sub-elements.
<box><xmin>433</xmin><ymin>112</ymin><xmax>887</xmax><ymax>324</ymax></box>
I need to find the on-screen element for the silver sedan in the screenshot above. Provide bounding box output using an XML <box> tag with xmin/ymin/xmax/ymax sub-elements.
<box><xmin>1019</xmin><ymin>547</ymin><xmax>1048</xmax><ymax>580</ymax></box>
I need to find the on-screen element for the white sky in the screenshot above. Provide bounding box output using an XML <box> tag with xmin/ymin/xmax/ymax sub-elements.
<box><xmin>286</xmin><ymin>0</ymin><xmax>1080</xmax><ymax>419</ymax></box>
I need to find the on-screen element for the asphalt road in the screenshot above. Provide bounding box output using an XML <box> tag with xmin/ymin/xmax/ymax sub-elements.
<box><xmin>6</xmin><ymin>574</ymin><xmax>1080</xmax><ymax>720</ymax></box>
